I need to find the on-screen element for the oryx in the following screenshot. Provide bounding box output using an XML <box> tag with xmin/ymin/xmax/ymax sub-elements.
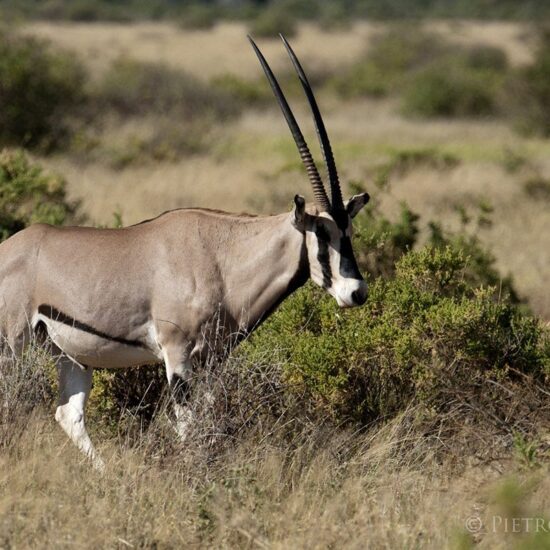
<box><xmin>0</xmin><ymin>36</ymin><xmax>369</xmax><ymax>468</ymax></box>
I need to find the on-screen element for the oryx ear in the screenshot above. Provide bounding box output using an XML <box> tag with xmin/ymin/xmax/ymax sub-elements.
<box><xmin>292</xmin><ymin>194</ymin><xmax>306</xmax><ymax>230</ymax></box>
<box><xmin>345</xmin><ymin>192</ymin><xmax>370</xmax><ymax>219</ymax></box>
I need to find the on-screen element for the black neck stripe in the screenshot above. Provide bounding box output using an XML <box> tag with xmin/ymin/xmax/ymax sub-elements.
<box><xmin>38</xmin><ymin>304</ymin><xmax>145</xmax><ymax>349</ymax></box>
<box><xmin>339</xmin><ymin>236</ymin><xmax>363</xmax><ymax>280</ymax></box>
<box><xmin>315</xmin><ymin>226</ymin><xmax>333</xmax><ymax>289</ymax></box>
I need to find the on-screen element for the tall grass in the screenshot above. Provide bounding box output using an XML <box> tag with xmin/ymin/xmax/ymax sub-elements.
<box><xmin>1</xmin><ymin>339</ymin><xmax>549</xmax><ymax>548</ymax></box>
<box><xmin>0</xmin><ymin>340</ymin><xmax>55</xmax><ymax>449</ymax></box>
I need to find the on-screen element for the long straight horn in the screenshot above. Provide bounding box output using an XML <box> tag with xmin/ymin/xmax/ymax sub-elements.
<box><xmin>248</xmin><ymin>35</ymin><xmax>331</xmax><ymax>212</ymax></box>
<box><xmin>280</xmin><ymin>34</ymin><xmax>344</xmax><ymax>211</ymax></box>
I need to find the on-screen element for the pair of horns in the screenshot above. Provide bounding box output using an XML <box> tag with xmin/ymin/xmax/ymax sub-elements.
<box><xmin>248</xmin><ymin>34</ymin><xmax>343</xmax><ymax>213</ymax></box>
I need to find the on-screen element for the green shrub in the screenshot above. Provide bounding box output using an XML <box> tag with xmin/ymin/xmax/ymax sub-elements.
<box><xmin>211</xmin><ymin>68</ymin><xmax>320</xmax><ymax>107</ymax></box>
<box><xmin>96</xmin><ymin>58</ymin><xmax>241</xmax><ymax>122</ymax></box>
<box><xmin>0</xmin><ymin>149</ymin><xmax>78</xmax><ymax>240</ymax></box>
<box><xmin>509</xmin><ymin>29</ymin><xmax>550</xmax><ymax>135</ymax></box>
<box><xmin>210</xmin><ymin>74</ymin><xmax>270</xmax><ymax>107</ymax></box>
<box><xmin>179</xmin><ymin>4</ymin><xmax>220</xmax><ymax>30</ymax></box>
<box><xmin>331</xmin><ymin>27</ymin><xmax>449</xmax><ymax>98</ymax></box>
<box><xmin>0</xmin><ymin>32</ymin><xmax>86</xmax><ymax>149</ymax></box>
<box><xmin>87</xmin><ymin>58</ymin><xmax>243</xmax><ymax>164</ymax></box>
<box><xmin>57</xmin><ymin>0</ymin><xmax>132</xmax><ymax>22</ymax></box>
<box><xmin>89</xmin><ymin>364</ymin><xmax>167</xmax><ymax>430</ymax></box>
<box><xmin>371</xmin><ymin>147</ymin><xmax>460</xmax><ymax>189</ymax></box>
<box><xmin>318</xmin><ymin>2</ymin><xmax>351</xmax><ymax>31</ymax></box>
<box><xmin>353</xmin><ymin>199</ymin><xmax>420</xmax><ymax>279</ymax></box>
<box><xmin>330</xmin><ymin>28</ymin><xmax>509</xmax><ymax>119</ymax></box>
<box><xmin>331</xmin><ymin>60</ymin><xmax>392</xmax><ymax>98</ymax></box>
<box><xmin>241</xmin><ymin>246</ymin><xmax>549</xmax><ymax>423</ymax></box>
<box><xmin>106</xmin><ymin>118</ymin><xmax>209</xmax><ymax>168</ymax></box>
<box><xmin>401</xmin><ymin>56</ymin><xmax>505</xmax><ymax>118</ymax></box>
<box><xmin>4</xmin><ymin>0</ymin><xmax>158</xmax><ymax>21</ymax></box>
<box><xmin>249</xmin><ymin>6</ymin><xmax>297</xmax><ymax>39</ymax></box>
<box><xmin>465</xmin><ymin>45</ymin><xmax>509</xmax><ymax>71</ymax></box>
<box><xmin>428</xmin><ymin>223</ymin><xmax>521</xmax><ymax>304</ymax></box>
<box><xmin>523</xmin><ymin>176</ymin><xmax>550</xmax><ymax>200</ymax></box>
<box><xmin>367</xmin><ymin>27</ymin><xmax>447</xmax><ymax>75</ymax></box>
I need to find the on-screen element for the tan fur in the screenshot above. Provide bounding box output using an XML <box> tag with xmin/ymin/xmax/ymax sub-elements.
<box><xmin>0</xmin><ymin>209</ymin><xmax>305</xmax><ymax>363</ymax></box>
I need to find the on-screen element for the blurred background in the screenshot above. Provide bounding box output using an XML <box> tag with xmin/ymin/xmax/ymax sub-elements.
<box><xmin>0</xmin><ymin>0</ymin><xmax>549</xmax><ymax>318</ymax></box>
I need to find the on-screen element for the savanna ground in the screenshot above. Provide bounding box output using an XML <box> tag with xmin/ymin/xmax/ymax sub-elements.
<box><xmin>1</xmin><ymin>17</ymin><xmax>550</xmax><ymax>549</ymax></box>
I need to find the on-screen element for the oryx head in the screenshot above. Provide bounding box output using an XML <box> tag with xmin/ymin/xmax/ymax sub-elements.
<box><xmin>250</xmin><ymin>35</ymin><xmax>369</xmax><ymax>308</ymax></box>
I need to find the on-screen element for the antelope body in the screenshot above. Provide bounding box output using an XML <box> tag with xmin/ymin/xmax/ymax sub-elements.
<box><xmin>0</xmin><ymin>37</ymin><xmax>369</xmax><ymax>468</ymax></box>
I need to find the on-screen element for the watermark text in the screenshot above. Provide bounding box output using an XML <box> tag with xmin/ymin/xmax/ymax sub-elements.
<box><xmin>465</xmin><ymin>515</ymin><xmax>550</xmax><ymax>534</ymax></box>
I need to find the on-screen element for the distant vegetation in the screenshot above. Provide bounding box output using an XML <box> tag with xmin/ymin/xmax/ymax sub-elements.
<box><xmin>330</xmin><ymin>28</ymin><xmax>449</xmax><ymax>99</ymax></box>
<box><xmin>89</xmin><ymin>58</ymin><xmax>243</xmax><ymax>164</ymax></box>
<box><xmin>401</xmin><ymin>47</ymin><xmax>508</xmax><ymax>117</ymax></box>
<box><xmin>2</xmin><ymin>0</ymin><xmax>550</xmax><ymax>22</ymax></box>
<box><xmin>0</xmin><ymin>32</ymin><xmax>85</xmax><ymax>150</ymax></box>
<box><xmin>97</xmin><ymin>58</ymin><xmax>240</xmax><ymax>121</ymax></box>
<box><xmin>1</xmin><ymin>21</ymin><xmax>550</xmax><ymax>166</ymax></box>
<box><xmin>0</xmin><ymin>28</ymin><xmax>251</xmax><ymax>165</ymax></box>
<box><xmin>509</xmin><ymin>28</ymin><xmax>550</xmax><ymax>136</ymax></box>
<box><xmin>249</xmin><ymin>4</ymin><xmax>297</xmax><ymax>38</ymax></box>
<box><xmin>330</xmin><ymin>27</ymin><xmax>510</xmax><ymax>118</ymax></box>
<box><xmin>327</xmin><ymin>25</ymin><xmax>550</xmax><ymax>124</ymax></box>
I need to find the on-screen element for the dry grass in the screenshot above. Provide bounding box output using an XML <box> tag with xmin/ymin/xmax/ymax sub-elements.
<box><xmin>19</xmin><ymin>21</ymin><xmax>379</xmax><ymax>81</ymax></box>
<box><xmin>21</xmin><ymin>21</ymin><xmax>534</xmax><ymax>82</ymax></box>
<box><xmin>3</xmin><ymin>420</ymin><xmax>548</xmax><ymax>549</ymax></box>
<box><xmin>1</xmin><ymin>345</ymin><xmax>549</xmax><ymax>549</ymax></box>
<box><xmin>0</xmin><ymin>416</ymin><xmax>507</xmax><ymax>548</ymax></box>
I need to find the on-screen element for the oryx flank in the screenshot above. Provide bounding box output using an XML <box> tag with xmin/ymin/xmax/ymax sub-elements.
<box><xmin>0</xmin><ymin>36</ymin><xmax>369</xmax><ymax>468</ymax></box>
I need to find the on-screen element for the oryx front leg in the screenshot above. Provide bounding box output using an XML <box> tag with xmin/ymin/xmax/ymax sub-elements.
<box><xmin>55</xmin><ymin>357</ymin><xmax>103</xmax><ymax>471</ymax></box>
<box><xmin>163</xmin><ymin>346</ymin><xmax>194</xmax><ymax>441</ymax></box>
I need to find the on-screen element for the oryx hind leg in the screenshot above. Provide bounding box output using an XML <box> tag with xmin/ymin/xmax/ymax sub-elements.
<box><xmin>55</xmin><ymin>356</ymin><xmax>104</xmax><ymax>471</ymax></box>
<box><xmin>162</xmin><ymin>344</ymin><xmax>194</xmax><ymax>441</ymax></box>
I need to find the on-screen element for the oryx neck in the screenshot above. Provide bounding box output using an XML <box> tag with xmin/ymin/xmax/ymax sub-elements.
<box><xmin>219</xmin><ymin>213</ymin><xmax>309</xmax><ymax>332</ymax></box>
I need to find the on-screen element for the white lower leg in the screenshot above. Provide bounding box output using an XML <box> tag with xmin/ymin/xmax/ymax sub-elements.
<box><xmin>164</xmin><ymin>349</ymin><xmax>194</xmax><ymax>442</ymax></box>
<box><xmin>56</xmin><ymin>359</ymin><xmax>103</xmax><ymax>470</ymax></box>
<box><xmin>173</xmin><ymin>403</ymin><xmax>195</xmax><ymax>440</ymax></box>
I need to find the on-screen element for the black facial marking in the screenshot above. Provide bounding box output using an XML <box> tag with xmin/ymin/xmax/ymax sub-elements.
<box><xmin>315</xmin><ymin>224</ymin><xmax>333</xmax><ymax>289</ymax></box>
<box><xmin>38</xmin><ymin>304</ymin><xmax>145</xmax><ymax>348</ymax></box>
<box><xmin>331</xmin><ymin>209</ymin><xmax>349</xmax><ymax>232</ymax></box>
<box><xmin>339</xmin><ymin>236</ymin><xmax>363</xmax><ymax>280</ymax></box>
<box><xmin>329</xmin><ymin>209</ymin><xmax>364</xmax><ymax>279</ymax></box>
